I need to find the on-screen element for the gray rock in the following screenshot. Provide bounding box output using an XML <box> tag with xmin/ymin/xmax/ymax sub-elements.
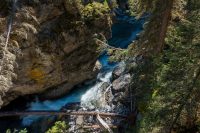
<box><xmin>76</xmin><ymin>116</ymin><xmax>84</xmax><ymax>126</ymax></box>
<box><xmin>112</xmin><ymin>74</ymin><xmax>131</xmax><ymax>93</ymax></box>
<box><xmin>112</xmin><ymin>62</ymin><xmax>126</xmax><ymax>80</ymax></box>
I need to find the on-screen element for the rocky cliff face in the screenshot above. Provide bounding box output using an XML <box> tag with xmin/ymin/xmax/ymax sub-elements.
<box><xmin>0</xmin><ymin>0</ymin><xmax>112</xmax><ymax>107</ymax></box>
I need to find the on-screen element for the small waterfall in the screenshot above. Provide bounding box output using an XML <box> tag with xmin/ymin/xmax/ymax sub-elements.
<box><xmin>80</xmin><ymin>70</ymin><xmax>113</xmax><ymax>109</ymax></box>
<box><xmin>5</xmin><ymin>0</ymin><xmax>17</xmax><ymax>49</ymax></box>
<box><xmin>0</xmin><ymin>0</ymin><xmax>17</xmax><ymax>71</ymax></box>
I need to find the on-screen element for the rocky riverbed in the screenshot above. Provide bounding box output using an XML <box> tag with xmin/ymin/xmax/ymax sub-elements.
<box><xmin>65</xmin><ymin>61</ymin><xmax>132</xmax><ymax>132</ymax></box>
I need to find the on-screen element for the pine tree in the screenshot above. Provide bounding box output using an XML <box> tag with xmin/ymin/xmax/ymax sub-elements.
<box><xmin>128</xmin><ymin>0</ymin><xmax>200</xmax><ymax>132</ymax></box>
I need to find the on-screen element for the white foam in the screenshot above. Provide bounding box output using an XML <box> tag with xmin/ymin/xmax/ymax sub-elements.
<box><xmin>81</xmin><ymin>71</ymin><xmax>113</xmax><ymax>109</ymax></box>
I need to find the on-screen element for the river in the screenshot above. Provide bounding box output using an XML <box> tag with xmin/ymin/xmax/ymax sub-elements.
<box><xmin>0</xmin><ymin>13</ymin><xmax>146</xmax><ymax>133</ymax></box>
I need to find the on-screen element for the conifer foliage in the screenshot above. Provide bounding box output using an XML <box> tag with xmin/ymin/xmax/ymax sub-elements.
<box><xmin>129</xmin><ymin>0</ymin><xmax>200</xmax><ymax>132</ymax></box>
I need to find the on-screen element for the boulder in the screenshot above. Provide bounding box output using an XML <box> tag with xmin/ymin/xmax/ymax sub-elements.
<box><xmin>112</xmin><ymin>73</ymin><xmax>131</xmax><ymax>93</ymax></box>
<box><xmin>112</xmin><ymin>62</ymin><xmax>126</xmax><ymax>80</ymax></box>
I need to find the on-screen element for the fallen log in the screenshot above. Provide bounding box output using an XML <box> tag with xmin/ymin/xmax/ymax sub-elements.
<box><xmin>83</xmin><ymin>125</ymin><xmax>118</xmax><ymax>129</ymax></box>
<box><xmin>0</xmin><ymin>111</ymin><xmax>127</xmax><ymax>118</ymax></box>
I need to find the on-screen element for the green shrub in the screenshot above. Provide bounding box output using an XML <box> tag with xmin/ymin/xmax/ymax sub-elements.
<box><xmin>46</xmin><ymin>121</ymin><xmax>69</xmax><ymax>133</ymax></box>
<box><xmin>6</xmin><ymin>129</ymin><xmax>28</xmax><ymax>133</ymax></box>
<box><xmin>81</xmin><ymin>2</ymin><xmax>110</xmax><ymax>21</ymax></box>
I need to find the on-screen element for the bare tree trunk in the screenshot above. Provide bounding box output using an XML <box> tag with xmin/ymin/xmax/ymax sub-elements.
<box><xmin>135</xmin><ymin>0</ymin><xmax>174</xmax><ymax>56</ymax></box>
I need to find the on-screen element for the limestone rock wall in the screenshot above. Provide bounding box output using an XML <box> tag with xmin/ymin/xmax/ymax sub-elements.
<box><xmin>0</xmin><ymin>0</ymin><xmax>112</xmax><ymax>107</ymax></box>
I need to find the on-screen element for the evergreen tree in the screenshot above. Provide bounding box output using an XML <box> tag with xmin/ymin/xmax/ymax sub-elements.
<box><xmin>128</xmin><ymin>0</ymin><xmax>200</xmax><ymax>132</ymax></box>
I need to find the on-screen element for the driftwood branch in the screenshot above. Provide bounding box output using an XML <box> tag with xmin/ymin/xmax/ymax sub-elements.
<box><xmin>0</xmin><ymin>111</ymin><xmax>127</xmax><ymax>118</ymax></box>
<box><xmin>83</xmin><ymin>125</ymin><xmax>118</xmax><ymax>129</ymax></box>
<box><xmin>95</xmin><ymin>38</ymin><xmax>124</xmax><ymax>51</ymax></box>
<box><xmin>97</xmin><ymin>114</ymin><xmax>113</xmax><ymax>133</ymax></box>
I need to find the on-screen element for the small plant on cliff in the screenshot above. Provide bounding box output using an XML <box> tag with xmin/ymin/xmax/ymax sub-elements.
<box><xmin>18</xmin><ymin>129</ymin><xmax>28</xmax><ymax>133</ymax></box>
<box><xmin>6</xmin><ymin>129</ymin><xmax>28</xmax><ymax>133</ymax></box>
<box><xmin>81</xmin><ymin>1</ymin><xmax>110</xmax><ymax>21</ymax></box>
<box><xmin>128</xmin><ymin>0</ymin><xmax>156</xmax><ymax>16</ymax></box>
<box><xmin>46</xmin><ymin>121</ymin><xmax>69</xmax><ymax>133</ymax></box>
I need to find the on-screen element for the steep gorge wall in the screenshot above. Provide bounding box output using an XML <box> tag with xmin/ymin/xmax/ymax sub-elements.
<box><xmin>0</xmin><ymin>0</ymin><xmax>112</xmax><ymax>107</ymax></box>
